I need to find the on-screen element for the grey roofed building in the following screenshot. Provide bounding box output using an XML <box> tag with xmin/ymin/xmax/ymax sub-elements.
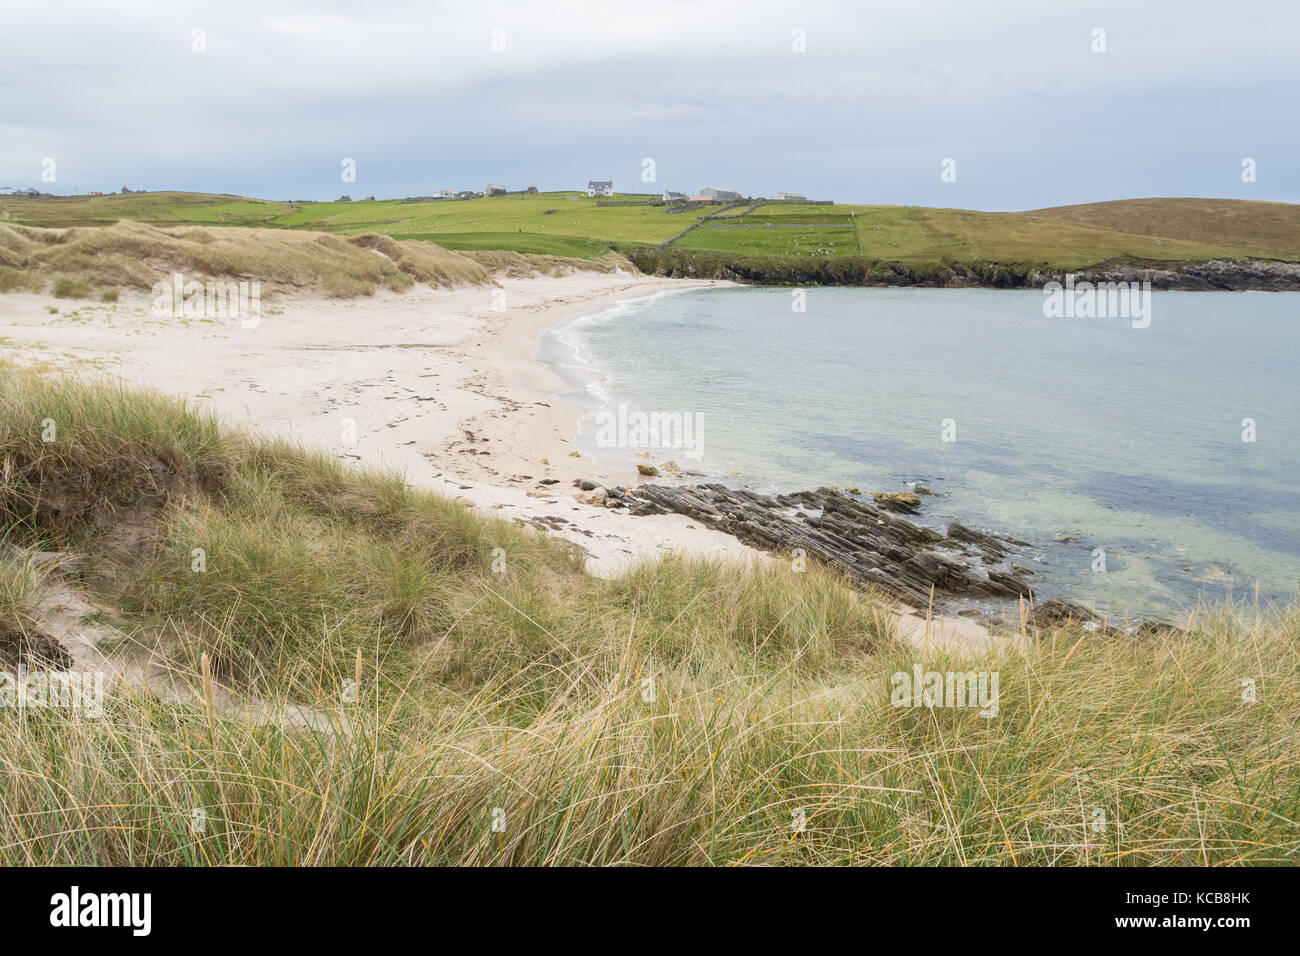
<box><xmin>587</xmin><ymin>180</ymin><xmax>614</xmax><ymax>197</ymax></box>
<box><xmin>699</xmin><ymin>186</ymin><xmax>740</xmax><ymax>200</ymax></box>
<box><xmin>771</xmin><ymin>191</ymin><xmax>807</xmax><ymax>201</ymax></box>
<box><xmin>661</xmin><ymin>190</ymin><xmax>688</xmax><ymax>201</ymax></box>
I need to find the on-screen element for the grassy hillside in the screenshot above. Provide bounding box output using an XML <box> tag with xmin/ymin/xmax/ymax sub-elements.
<box><xmin>0</xmin><ymin>366</ymin><xmax>1296</xmax><ymax>864</ymax></box>
<box><xmin>1028</xmin><ymin>198</ymin><xmax>1300</xmax><ymax>261</ymax></box>
<box><xmin>673</xmin><ymin>203</ymin><xmax>1250</xmax><ymax>269</ymax></box>
<box><xmin>0</xmin><ymin>191</ymin><xmax>297</xmax><ymax>229</ymax></box>
<box><xmin>6</xmin><ymin>192</ymin><xmax>1298</xmax><ymax>277</ymax></box>
<box><xmin>271</xmin><ymin>191</ymin><xmax>685</xmax><ymax>246</ymax></box>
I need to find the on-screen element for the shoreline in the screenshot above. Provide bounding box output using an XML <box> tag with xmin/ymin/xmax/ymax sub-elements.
<box><xmin>465</xmin><ymin>276</ymin><xmax>728</xmax><ymax>489</ymax></box>
<box><xmin>625</xmin><ymin>250</ymin><xmax>1300</xmax><ymax>292</ymax></box>
<box><xmin>0</xmin><ymin>271</ymin><xmax>1074</xmax><ymax>650</ymax></box>
<box><xmin>0</xmin><ymin>272</ymin><xmax>765</xmax><ymax>581</ymax></box>
<box><xmin>530</xmin><ymin>284</ymin><xmax>706</xmax><ymax>476</ymax></box>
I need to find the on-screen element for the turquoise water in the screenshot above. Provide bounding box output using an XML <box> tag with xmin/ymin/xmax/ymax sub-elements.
<box><xmin>539</xmin><ymin>286</ymin><xmax>1300</xmax><ymax>617</ymax></box>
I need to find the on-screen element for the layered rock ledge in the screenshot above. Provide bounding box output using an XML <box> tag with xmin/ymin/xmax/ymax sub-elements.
<box><xmin>620</xmin><ymin>483</ymin><xmax>1035</xmax><ymax>608</ymax></box>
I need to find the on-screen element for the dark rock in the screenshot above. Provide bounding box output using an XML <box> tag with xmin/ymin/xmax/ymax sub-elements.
<box><xmin>622</xmin><ymin>246</ymin><xmax>1300</xmax><ymax>292</ymax></box>
<box><xmin>1026</xmin><ymin>597</ymin><xmax>1103</xmax><ymax>630</ymax></box>
<box><xmin>625</xmin><ymin>483</ymin><xmax>1033</xmax><ymax>608</ymax></box>
<box><xmin>947</xmin><ymin>522</ymin><xmax>1009</xmax><ymax>558</ymax></box>
<box><xmin>1121</xmin><ymin>620</ymin><xmax>1188</xmax><ymax>640</ymax></box>
<box><xmin>872</xmin><ymin>491</ymin><xmax>922</xmax><ymax>513</ymax></box>
<box><xmin>1025</xmin><ymin>597</ymin><xmax>1185</xmax><ymax>640</ymax></box>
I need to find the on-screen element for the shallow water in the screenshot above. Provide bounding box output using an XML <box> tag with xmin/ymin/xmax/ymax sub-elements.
<box><xmin>539</xmin><ymin>286</ymin><xmax>1300</xmax><ymax>618</ymax></box>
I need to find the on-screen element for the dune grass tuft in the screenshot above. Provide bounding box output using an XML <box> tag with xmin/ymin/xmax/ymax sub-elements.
<box><xmin>0</xmin><ymin>220</ymin><xmax>495</xmax><ymax>299</ymax></box>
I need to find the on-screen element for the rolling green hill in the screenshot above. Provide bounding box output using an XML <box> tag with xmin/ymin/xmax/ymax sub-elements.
<box><xmin>3</xmin><ymin>191</ymin><xmax>1297</xmax><ymax>284</ymax></box>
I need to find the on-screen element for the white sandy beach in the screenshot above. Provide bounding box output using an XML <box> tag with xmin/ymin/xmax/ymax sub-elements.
<box><xmin>0</xmin><ymin>270</ymin><xmax>996</xmax><ymax>649</ymax></box>
<box><xmin>0</xmin><ymin>272</ymin><xmax>760</xmax><ymax>576</ymax></box>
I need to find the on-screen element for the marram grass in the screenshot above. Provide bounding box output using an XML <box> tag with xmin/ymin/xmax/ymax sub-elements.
<box><xmin>0</xmin><ymin>366</ymin><xmax>1296</xmax><ymax>865</ymax></box>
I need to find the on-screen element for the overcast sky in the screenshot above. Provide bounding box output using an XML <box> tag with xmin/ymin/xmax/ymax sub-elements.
<box><xmin>2</xmin><ymin>0</ymin><xmax>1297</xmax><ymax>209</ymax></box>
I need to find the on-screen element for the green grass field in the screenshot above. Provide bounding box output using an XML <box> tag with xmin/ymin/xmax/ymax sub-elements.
<box><xmin>2</xmin><ymin>366</ymin><xmax>1296</xmax><ymax>865</ymax></box>
<box><xmin>3</xmin><ymin>190</ymin><xmax>1298</xmax><ymax>278</ymax></box>
<box><xmin>403</xmin><ymin>230</ymin><xmax>613</xmax><ymax>258</ymax></box>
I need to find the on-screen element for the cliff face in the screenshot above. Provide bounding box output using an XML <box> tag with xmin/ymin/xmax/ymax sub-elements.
<box><xmin>623</xmin><ymin>248</ymin><xmax>1300</xmax><ymax>291</ymax></box>
<box><xmin>1054</xmin><ymin>259</ymin><xmax>1300</xmax><ymax>291</ymax></box>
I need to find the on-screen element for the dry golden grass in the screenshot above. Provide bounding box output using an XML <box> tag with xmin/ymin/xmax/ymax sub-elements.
<box><xmin>1026</xmin><ymin>198</ymin><xmax>1300</xmax><ymax>261</ymax></box>
<box><xmin>461</xmin><ymin>248</ymin><xmax>636</xmax><ymax>278</ymax></box>
<box><xmin>0</xmin><ymin>368</ymin><xmax>1296</xmax><ymax>865</ymax></box>
<box><xmin>0</xmin><ymin>221</ymin><xmax>496</xmax><ymax>299</ymax></box>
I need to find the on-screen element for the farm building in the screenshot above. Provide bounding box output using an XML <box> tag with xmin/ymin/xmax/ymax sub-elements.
<box><xmin>699</xmin><ymin>187</ymin><xmax>740</xmax><ymax>200</ymax></box>
<box><xmin>771</xmin><ymin>191</ymin><xmax>806</xmax><ymax>201</ymax></box>
<box><xmin>661</xmin><ymin>190</ymin><xmax>688</xmax><ymax>202</ymax></box>
<box><xmin>587</xmin><ymin>180</ymin><xmax>614</xmax><ymax>197</ymax></box>
<box><xmin>485</xmin><ymin>184</ymin><xmax>507</xmax><ymax>196</ymax></box>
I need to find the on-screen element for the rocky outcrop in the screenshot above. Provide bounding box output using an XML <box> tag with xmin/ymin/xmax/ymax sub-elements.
<box><xmin>621</xmin><ymin>483</ymin><xmax>1034</xmax><ymax>608</ymax></box>
<box><xmin>1025</xmin><ymin>259</ymin><xmax>1300</xmax><ymax>292</ymax></box>
<box><xmin>579</xmin><ymin>481</ymin><xmax>1185</xmax><ymax>635</ymax></box>
<box><xmin>1025</xmin><ymin>597</ymin><xmax>1186</xmax><ymax>639</ymax></box>
<box><xmin>622</xmin><ymin>246</ymin><xmax>1300</xmax><ymax>291</ymax></box>
<box><xmin>871</xmin><ymin>491</ymin><xmax>922</xmax><ymax>513</ymax></box>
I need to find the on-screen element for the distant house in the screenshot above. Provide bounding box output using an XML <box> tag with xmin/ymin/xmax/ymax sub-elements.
<box><xmin>587</xmin><ymin>180</ymin><xmax>614</xmax><ymax>197</ymax></box>
<box><xmin>699</xmin><ymin>187</ymin><xmax>740</xmax><ymax>201</ymax></box>
<box><xmin>87</xmin><ymin>191</ymin><xmax>103</xmax><ymax>196</ymax></box>
<box><xmin>771</xmin><ymin>191</ymin><xmax>806</xmax><ymax>201</ymax></box>
<box><xmin>435</xmin><ymin>188</ymin><xmax>456</xmax><ymax>198</ymax></box>
<box><xmin>485</xmin><ymin>184</ymin><xmax>507</xmax><ymax>196</ymax></box>
<box><xmin>661</xmin><ymin>190</ymin><xmax>688</xmax><ymax>202</ymax></box>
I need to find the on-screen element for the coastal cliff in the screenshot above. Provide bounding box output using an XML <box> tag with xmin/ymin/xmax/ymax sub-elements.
<box><xmin>622</xmin><ymin>248</ymin><xmax>1300</xmax><ymax>291</ymax></box>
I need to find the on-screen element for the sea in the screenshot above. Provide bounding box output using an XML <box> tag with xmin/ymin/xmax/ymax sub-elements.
<box><xmin>538</xmin><ymin>285</ymin><xmax>1300</xmax><ymax>618</ymax></box>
